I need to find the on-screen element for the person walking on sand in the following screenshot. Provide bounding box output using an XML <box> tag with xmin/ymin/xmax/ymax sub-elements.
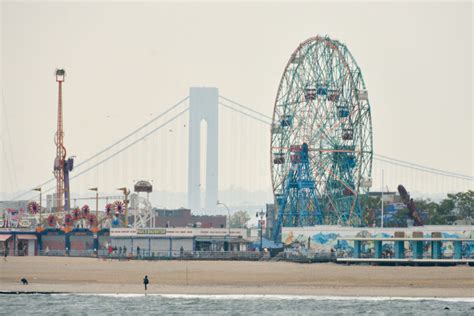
<box><xmin>143</xmin><ymin>275</ymin><xmax>149</xmax><ymax>291</ymax></box>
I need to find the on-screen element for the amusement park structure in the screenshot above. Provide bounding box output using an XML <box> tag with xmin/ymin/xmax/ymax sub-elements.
<box><xmin>271</xmin><ymin>36</ymin><xmax>373</xmax><ymax>241</ymax></box>
<box><xmin>397</xmin><ymin>184</ymin><xmax>424</xmax><ymax>226</ymax></box>
<box><xmin>21</xmin><ymin>70</ymin><xmax>153</xmax><ymax>231</ymax></box>
<box><xmin>131</xmin><ymin>180</ymin><xmax>154</xmax><ymax>228</ymax></box>
<box><xmin>53</xmin><ymin>69</ymin><xmax>74</xmax><ymax>215</ymax></box>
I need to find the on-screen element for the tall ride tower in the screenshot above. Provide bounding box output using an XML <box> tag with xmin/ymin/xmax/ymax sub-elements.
<box><xmin>53</xmin><ymin>69</ymin><xmax>67</xmax><ymax>213</ymax></box>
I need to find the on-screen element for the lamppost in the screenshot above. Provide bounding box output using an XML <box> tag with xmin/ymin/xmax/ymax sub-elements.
<box><xmin>117</xmin><ymin>187</ymin><xmax>130</xmax><ymax>227</ymax></box>
<box><xmin>256</xmin><ymin>210</ymin><xmax>266</xmax><ymax>256</ymax></box>
<box><xmin>89</xmin><ymin>187</ymin><xmax>99</xmax><ymax>219</ymax></box>
<box><xmin>381</xmin><ymin>169</ymin><xmax>384</xmax><ymax>228</ymax></box>
<box><xmin>33</xmin><ymin>187</ymin><xmax>42</xmax><ymax>226</ymax></box>
<box><xmin>216</xmin><ymin>200</ymin><xmax>231</xmax><ymax>237</ymax></box>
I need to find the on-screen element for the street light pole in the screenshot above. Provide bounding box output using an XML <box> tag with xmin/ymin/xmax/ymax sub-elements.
<box><xmin>89</xmin><ymin>187</ymin><xmax>99</xmax><ymax>219</ymax></box>
<box><xmin>381</xmin><ymin>169</ymin><xmax>384</xmax><ymax>228</ymax></box>
<box><xmin>256</xmin><ymin>210</ymin><xmax>265</xmax><ymax>256</ymax></box>
<box><xmin>216</xmin><ymin>200</ymin><xmax>231</xmax><ymax>237</ymax></box>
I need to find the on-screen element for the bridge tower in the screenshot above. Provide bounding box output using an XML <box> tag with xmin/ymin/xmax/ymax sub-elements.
<box><xmin>188</xmin><ymin>87</ymin><xmax>219</xmax><ymax>210</ymax></box>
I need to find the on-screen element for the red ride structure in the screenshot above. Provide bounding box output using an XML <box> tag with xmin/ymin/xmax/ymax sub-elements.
<box><xmin>397</xmin><ymin>184</ymin><xmax>424</xmax><ymax>226</ymax></box>
<box><xmin>53</xmin><ymin>69</ymin><xmax>74</xmax><ymax>215</ymax></box>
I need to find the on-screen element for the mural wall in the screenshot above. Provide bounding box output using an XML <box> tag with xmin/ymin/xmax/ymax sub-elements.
<box><xmin>282</xmin><ymin>225</ymin><xmax>473</xmax><ymax>257</ymax></box>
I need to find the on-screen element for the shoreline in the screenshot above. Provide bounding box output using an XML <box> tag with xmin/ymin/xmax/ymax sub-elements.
<box><xmin>1</xmin><ymin>292</ymin><xmax>473</xmax><ymax>303</ymax></box>
<box><xmin>1</xmin><ymin>257</ymin><xmax>472</xmax><ymax>298</ymax></box>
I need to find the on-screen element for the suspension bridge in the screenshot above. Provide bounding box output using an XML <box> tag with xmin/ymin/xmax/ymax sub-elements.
<box><xmin>5</xmin><ymin>87</ymin><xmax>472</xmax><ymax>214</ymax></box>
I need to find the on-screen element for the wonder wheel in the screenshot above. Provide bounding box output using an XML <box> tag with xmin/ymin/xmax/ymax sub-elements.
<box><xmin>271</xmin><ymin>36</ymin><xmax>373</xmax><ymax>240</ymax></box>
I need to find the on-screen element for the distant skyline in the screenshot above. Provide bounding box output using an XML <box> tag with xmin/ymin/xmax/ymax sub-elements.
<box><xmin>1</xmin><ymin>1</ymin><xmax>472</xmax><ymax>204</ymax></box>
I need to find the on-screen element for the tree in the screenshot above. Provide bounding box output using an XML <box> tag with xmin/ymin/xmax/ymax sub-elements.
<box><xmin>413</xmin><ymin>199</ymin><xmax>438</xmax><ymax>225</ymax></box>
<box><xmin>229</xmin><ymin>210</ymin><xmax>250</xmax><ymax>228</ymax></box>
<box><xmin>449</xmin><ymin>190</ymin><xmax>474</xmax><ymax>220</ymax></box>
<box><xmin>360</xmin><ymin>196</ymin><xmax>381</xmax><ymax>226</ymax></box>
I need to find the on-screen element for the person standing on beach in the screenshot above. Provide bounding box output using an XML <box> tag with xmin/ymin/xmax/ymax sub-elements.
<box><xmin>3</xmin><ymin>244</ymin><xmax>8</xmax><ymax>261</ymax></box>
<box><xmin>143</xmin><ymin>275</ymin><xmax>149</xmax><ymax>291</ymax></box>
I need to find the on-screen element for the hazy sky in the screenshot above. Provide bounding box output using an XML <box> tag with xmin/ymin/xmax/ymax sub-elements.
<box><xmin>0</xmin><ymin>1</ymin><xmax>472</xmax><ymax>202</ymax></box>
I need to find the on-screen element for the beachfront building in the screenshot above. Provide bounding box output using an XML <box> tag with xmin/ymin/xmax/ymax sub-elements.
<box><xmin>0</xmin><ymin>227</ymin><xmax>252</xmax><ymax>257</ymax></box>
<box><xmin>108</xmin><ymin>227</ymin><xmax>250</xmax><ymax>256</ymax></box>
<box><xmin>0</xmin><ymin>228</ymin><xmax>38</xmax><ymax>256</ymax></box>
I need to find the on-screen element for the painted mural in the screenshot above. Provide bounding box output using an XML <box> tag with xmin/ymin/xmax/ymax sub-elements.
<box><xmin>282</xmin><ymin>225</ymin><xmax>473</xmax><ymax>258</ymax></box>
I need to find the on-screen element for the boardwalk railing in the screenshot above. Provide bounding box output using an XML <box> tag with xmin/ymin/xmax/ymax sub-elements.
<box><xmin>274</xmin><ymin>251</ymin><xmax>336</xmax><ymax>263</ymax></box>
<box><xmin>35</xmin><ymin>249</ymin><xmax>262</xmax><ymax>261</ymax></box>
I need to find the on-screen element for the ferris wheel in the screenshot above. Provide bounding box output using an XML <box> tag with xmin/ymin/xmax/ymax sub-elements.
<box><xmin>271</xmin><ymin>36</ymin><xmax>373</xmax><ymax>239</ymax></box>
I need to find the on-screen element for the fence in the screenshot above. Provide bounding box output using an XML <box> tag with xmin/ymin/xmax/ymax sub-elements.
<box><xmin>29</xmin><ymin>249</ymin><xmax>339</xmax><ymax>263</ymax></box>
<box><xmin>274</xmin><ymin>251</ymin><xmax>337</xmax><ymax>263</ymax></box>
<box><xmin>34</xmin><ymin>249</ymin><xmax>262</xmax><ymax>261</ymax></box>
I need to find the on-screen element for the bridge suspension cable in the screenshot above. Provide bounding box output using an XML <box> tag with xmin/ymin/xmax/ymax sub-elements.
<box><xmin>11</xmin><ymin>97</ymin><xmax>189</xmax><ymax>200</ymax></box>
<box><xmin>374</xmin><ymin>154</ymin><xmax>473</xmax><ymax>181</ymax></box>
<box><xmin>218</xmin><ymin>95</ymin><xmax>474</xmax><ymax>182</ymax></box>
<box><xmin>11</xmin><ymin>93</ymin><xmax>473</xmax><ymax>201</ymax></box>
<box><xmin>219</xmin><ymin>101</ymin><xmax>272</xmax><ymax>125</ymax></box>
<box><xmin>39</xmin><ymin>107</ymin><xmax>189</xmax><ymax>195</ymax></box>
<box><xmin>219</xmin><ymin>95</ymin><xmax>273</xmax><ymax>121</ymax></box>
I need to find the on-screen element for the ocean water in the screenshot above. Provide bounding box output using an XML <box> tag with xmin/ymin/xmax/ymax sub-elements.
<box><xmin>0</xmin><ymin>294</ymin><xmax>473</xmax><ymax>315</ymax></box>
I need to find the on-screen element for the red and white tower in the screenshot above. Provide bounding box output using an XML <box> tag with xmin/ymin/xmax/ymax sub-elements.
<box><xmin>54</xmin><ymin>69</ymin><xmax>67</xmax><ymax>213</ymax></box>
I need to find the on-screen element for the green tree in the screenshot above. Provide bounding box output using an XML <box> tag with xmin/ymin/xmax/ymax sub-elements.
<box><xmin>229</xmin><ymin>210</ymin><xmax>250</xmax><ymax>228</ymax></box>
<box><xmin>448</xmin><ymin>190</ymin><xmax>474</xmax><ymax>220</ymax></box>
<box><xmin>413</xmin><ymin>199</ymin><xmax>438</xmax><ymax>225</ymax></box>
<box><xmin>360</xmin><ymin>196</ymin><xmax>381</xmax><ymax>226</ymax></box>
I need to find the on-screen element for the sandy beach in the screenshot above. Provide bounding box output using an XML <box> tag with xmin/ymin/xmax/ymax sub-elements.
<box><xmin>0</xmin><ymin>257</ymin><xmax>473</xmax><ymax>298</ymax></box>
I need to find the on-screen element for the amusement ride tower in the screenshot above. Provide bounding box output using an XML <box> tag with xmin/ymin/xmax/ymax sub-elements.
<box><xmin>53</xmin><ymin>69</ymin><xmax>74</xmax><ymax>215</ymax></box>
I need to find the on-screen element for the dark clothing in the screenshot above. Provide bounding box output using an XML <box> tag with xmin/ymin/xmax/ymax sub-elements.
<box><xmin>143</xmin><ymin>276</ymin><xmax>149</xmax><ymax>290</ymax></box>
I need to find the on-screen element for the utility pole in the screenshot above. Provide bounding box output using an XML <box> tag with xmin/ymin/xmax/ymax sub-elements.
<box><xmin>381</xmin><ymin>169</ymin><xmax>384</xmax><ymax>228</ymax></box>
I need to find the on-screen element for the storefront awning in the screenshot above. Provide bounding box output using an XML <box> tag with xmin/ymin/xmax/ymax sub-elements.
<box><xmin>17</xmin><ymin>234</ymin><xmax>37</xmax><ymax>240</ymax></box>
<box><xmin>0</xmin><ymin>234</ymin><xmax>12</xmax><ymax>242</ymax></box>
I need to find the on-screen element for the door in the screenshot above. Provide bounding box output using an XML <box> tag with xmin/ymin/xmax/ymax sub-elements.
<box><xmin>28</xmin><ymin>240</ymin><xmax>35</xmax><ymax>256</ymax></box>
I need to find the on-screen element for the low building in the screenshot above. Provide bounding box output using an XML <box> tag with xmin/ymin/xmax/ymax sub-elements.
<box><xmin>0</xmin><ymin>228</ymin><xmax>38</xmax><ymax>256</ymax></box>
<box><xmin>153</xmin><ymin>208</ymin><xmax>226</xmax><ymax>228</ymax></box>
<box><xmin>109</xmin><ymin>227</ymin><xmax>250</xmax><ymax>254</ymax></box>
